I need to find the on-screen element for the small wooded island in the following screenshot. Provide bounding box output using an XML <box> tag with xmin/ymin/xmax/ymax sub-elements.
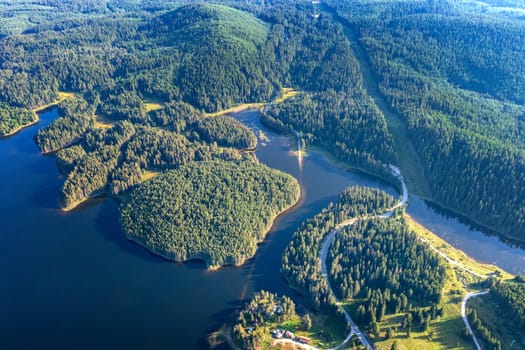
<box><xmin>120</xmin><ymin>160</ymin><xmax>300</xmax><ymax>268</ymax></box>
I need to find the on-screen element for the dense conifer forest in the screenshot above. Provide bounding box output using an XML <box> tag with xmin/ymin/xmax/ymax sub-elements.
<box><xmin>327</xmin><ymin>0</ymin><xmax>525</xmax><ymax>243</ymax></box>
<box><xmin>281</xmin><ymin>187</ymin><xmax>396</xmax><ymax>309</ymax></box>
<box><xmin>0</xmin><ymin>103</ymin><xmax>36</xmax><ymax>136</ymax></box>
<box><xmin>281</xmin><ymin>186</ymin><xmax>448</xmax><ymax>343</ymax></box>
<box><xmin>35</xmin><ymin>98</ymin><xmax>96</xmax><ymax>153</ymax></box>
<box><xmin>0</xmin><ymin>1</ymin><xmax>405</xmax><ymax>213</ymax></box>
<box><xmin>258</xmin><ymin>6</ymin><xmax>397</xmax><ymax>180</ymax></box>
<box><xmin>328</xmin><ymin>218</ymin><xmax>446</xmax><ymax>327</ymax></box>
<box><xmin>0</xmin><ymin>1</ymin><xmax>524</xmax><ymax>345</ymax></box>
<box><xmin>120</xmin><ymin>160</ymin><xmax>299</xmax><ymax>267</ymax></box>
<box><xmin>192</xmin><ymin>115</ymin><xmax>257</xmax><ymax>149</ymax></box>
<box><xmin>1</xmin><ymin>0</ymin><xmax>524</xmax><ymax>247</ymax></box>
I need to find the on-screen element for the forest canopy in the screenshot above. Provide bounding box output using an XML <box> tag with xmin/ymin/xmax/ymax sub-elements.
<box><xmin>328</xmin><ymin>218</ymin><xmax>446</xmax><ymax>327</ymax></box>
<box><xmin>0</xmin><ymin>103</ymin><xmax>36</xmax><ymax>136</ymax></box>
<box><xmin>120</xmin><ymin>160</ymin><xmax>300</xmax><ymax>267</ymax></box>
<box><xmin>327</xmin><ymin>0</ymin><xmax>525</xmax><ymax>243</ymax></box>
<box><xmin>281</xmin><ymin>186</ymin><xmax>396</xmax><ymax>310</ymax></box>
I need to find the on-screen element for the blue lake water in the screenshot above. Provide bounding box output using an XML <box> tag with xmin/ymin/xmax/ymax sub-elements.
<box><xmin>0</xmin><ymin>108</ymin><xmax>522</xmax><ymax>349</ymax></box>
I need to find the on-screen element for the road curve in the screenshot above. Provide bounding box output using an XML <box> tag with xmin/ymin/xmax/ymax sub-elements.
<box><xmin>278</xmin><ymin>163</ymin><xmax>487</xmax><ymax>350</ymax></box>
<box><xmin>318</xmin><ymin>166</ymin><xmax>408</xmax><ymax>350</ymax></box>
<box><xmin>461</xmin><ymin>291</ymin><xmax>490</xmax><ymax>350</ymax></box>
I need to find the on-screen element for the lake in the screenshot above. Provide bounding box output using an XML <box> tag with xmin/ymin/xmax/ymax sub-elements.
<box><xmin>0</xmin><ymin>108</ymin><xmax>523</xmax><ymax>349</ymax></box>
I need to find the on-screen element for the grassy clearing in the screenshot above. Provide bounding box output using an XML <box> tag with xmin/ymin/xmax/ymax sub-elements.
<box><xmin>205</xmin><ymin>87</ymin><xmax>302</xmax><ymax>117</ymax></box>
<box><xmin>368</xmin><ymin>261</ymin><xmax>476</xmax><ymax>350</ymax></box>
<box><xmin>308</xmin><ymin>312</ymin><xmax>347</xmax><ymax>348</ymax></box>
<box><xmin>205</xmin><ymin>103</ymin><xmax>264</xmax><ymax>117</ymax></box>
<box><xmin>93</xmin><ymin>115</ymin><xmax>115</xmax><ymax>129</ymax></box>
<box><xmin>387</xmin><ymin>115</ymin><xmax>432</xmax><ymax>198</ymax></box>
<box><xmin>143</xmin><ymin>98</ymin><xmax>165</xmax><ymax>112</ymax></box>
<box><xmin>263</xmin><ymin>312</ymin><xmax>343</xmax><ymax>349</ymax></box>
<box><xmin>374</xmin><ymin>215</ymin><xmax>516</xmax><ymax>349</ymax></box>
<box><xmin>141</xmin><ymin>169</ymin><xmax>160</xmax><ymax>181</ymax></box>
<box><xmin>58</xmin><ymin>91</ymin><xmax>75</xmax><ymax>100</ymax></box>
<box><xmin>341</xmin><ymin>215</ymin><xmax>514</xmax><ymax>349</ymax></box>
<box><xmin>334</xmin><ymin>15</ymin><xmax>431</xmax><ymax>198</ymax></box>
<box><xmin>273</xmin><ymin>88</ymin><xmax>301</xmax><ymax>104</ymax></box>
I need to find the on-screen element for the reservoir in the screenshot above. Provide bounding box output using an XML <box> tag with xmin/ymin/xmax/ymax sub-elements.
<box><xmin>0</xmin><ymin>108</ymin><xmax>523</xmax><ymax>349</ymax></box>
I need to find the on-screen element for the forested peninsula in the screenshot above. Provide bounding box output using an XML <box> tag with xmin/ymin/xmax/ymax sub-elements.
<box><xmin>120</xmin><ymin>160</ymin><xmax>300</xmax><ymax>268</ymax></box>
<box><xmin>1</xmin><ymin>0</ymin><xmax>524</xmax><ymax>348</ymax></box>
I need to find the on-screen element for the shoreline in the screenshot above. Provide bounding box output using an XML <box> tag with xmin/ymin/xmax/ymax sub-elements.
<box><xmin>1</xmin><ymin>91</ymin><xmax>75</xmax><ymax>139</ymax></box>
<box><xmin>62</xmin><ymin>190</ymin><xmax>107</xmax><ymax>212</ymax></box>
<box><xmin>405</xmin><ymin>214</ymin><xmax>514</xmax><ymax>279</ymax></box>
<box><xmin>408</xmin><ymin>193</ymin><xmax>525</xmax><ymax>249</ymax></box>
<box><xmin>319</xmin><ymin>6</ymin><xmax>523</xmax><ymax>248</ymax></box>
<box><xmin>307</xmin><ymin>143</ymin><xmax>404</xmax><ymax>193</ymax></box>
<box><xmin>40</xmin><ymin>138</ymin><xmax>82</xmax><ymax>155</ymax></box>
<box><xmin>280</xmin><ymin>211</ymin><xmax>514</xmax><ymax>350</ymax></box>
<box><xmin>32</xmin><ymin>91</ymin><xmax>75</xmax><ymax>114</ymax></box>
<box><xmin>0</xmin><ymin>114</ymin><xmax>39</xmax><ymax>138</ymax></box>
<box><xmin>285</xmin><ymin>128</ymin><xmax>524</xmax><ymax>250</ymax></box>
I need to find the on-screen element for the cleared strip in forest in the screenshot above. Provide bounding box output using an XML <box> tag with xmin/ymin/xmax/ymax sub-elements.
<box><xmin>324</xmin><ymin>7</ymin><xmax>431</xmax><ymax>198</ymax></box>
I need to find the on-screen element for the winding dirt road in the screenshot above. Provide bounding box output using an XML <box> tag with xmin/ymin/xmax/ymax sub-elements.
<box><xmin>318</xmin><ymin>166</ymin><xmax>408</xmax><ymax>350</ymax></box>
<box><xmin>275</xmin><ymin>163</ymin><xmax>487</xmax><ymax>350</ymax></box>
<box><xmin>272</xmin><ymin>166</ymin><xmax>407</xmax><ymax>350</ymax></box>
<box><xmin>461</xmin><ymin>291</ymin><xmax>490</xmax><ymax>350</ymax></box>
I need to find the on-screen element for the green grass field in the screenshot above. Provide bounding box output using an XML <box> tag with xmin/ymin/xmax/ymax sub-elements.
<box><xmin>205</xmin><ymin>87</ymin><xmax>302</xmax><ymax>117</ymax></box>
<box><xmin>262</xmin><ymin>312</ymin><xmax>345</xmax><ymax>349</ymax></box>
<box><xmin>406</xmin><ymin>215</ymin><xmax>513</xmax><ymax>280</ymax></box>
<box><xmin>32</xmin><ymin>91</ymin><xmax>75</xmax><ymax>113</ymax></box>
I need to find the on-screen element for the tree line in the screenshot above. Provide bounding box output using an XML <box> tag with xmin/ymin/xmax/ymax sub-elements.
<box><xmin>492</xmin><ymin>279</ymin><xmax>525</xmax><ymax>332</ymax></box>
<box><xmin>467</xmin><ymin>309</ymin><xmax>502</xmax><ymax>350</ymax></box>
<box><xmin>260</xmin><ymin>5</ymin><xmax>397</xmax><ymax>179</ymax></box>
